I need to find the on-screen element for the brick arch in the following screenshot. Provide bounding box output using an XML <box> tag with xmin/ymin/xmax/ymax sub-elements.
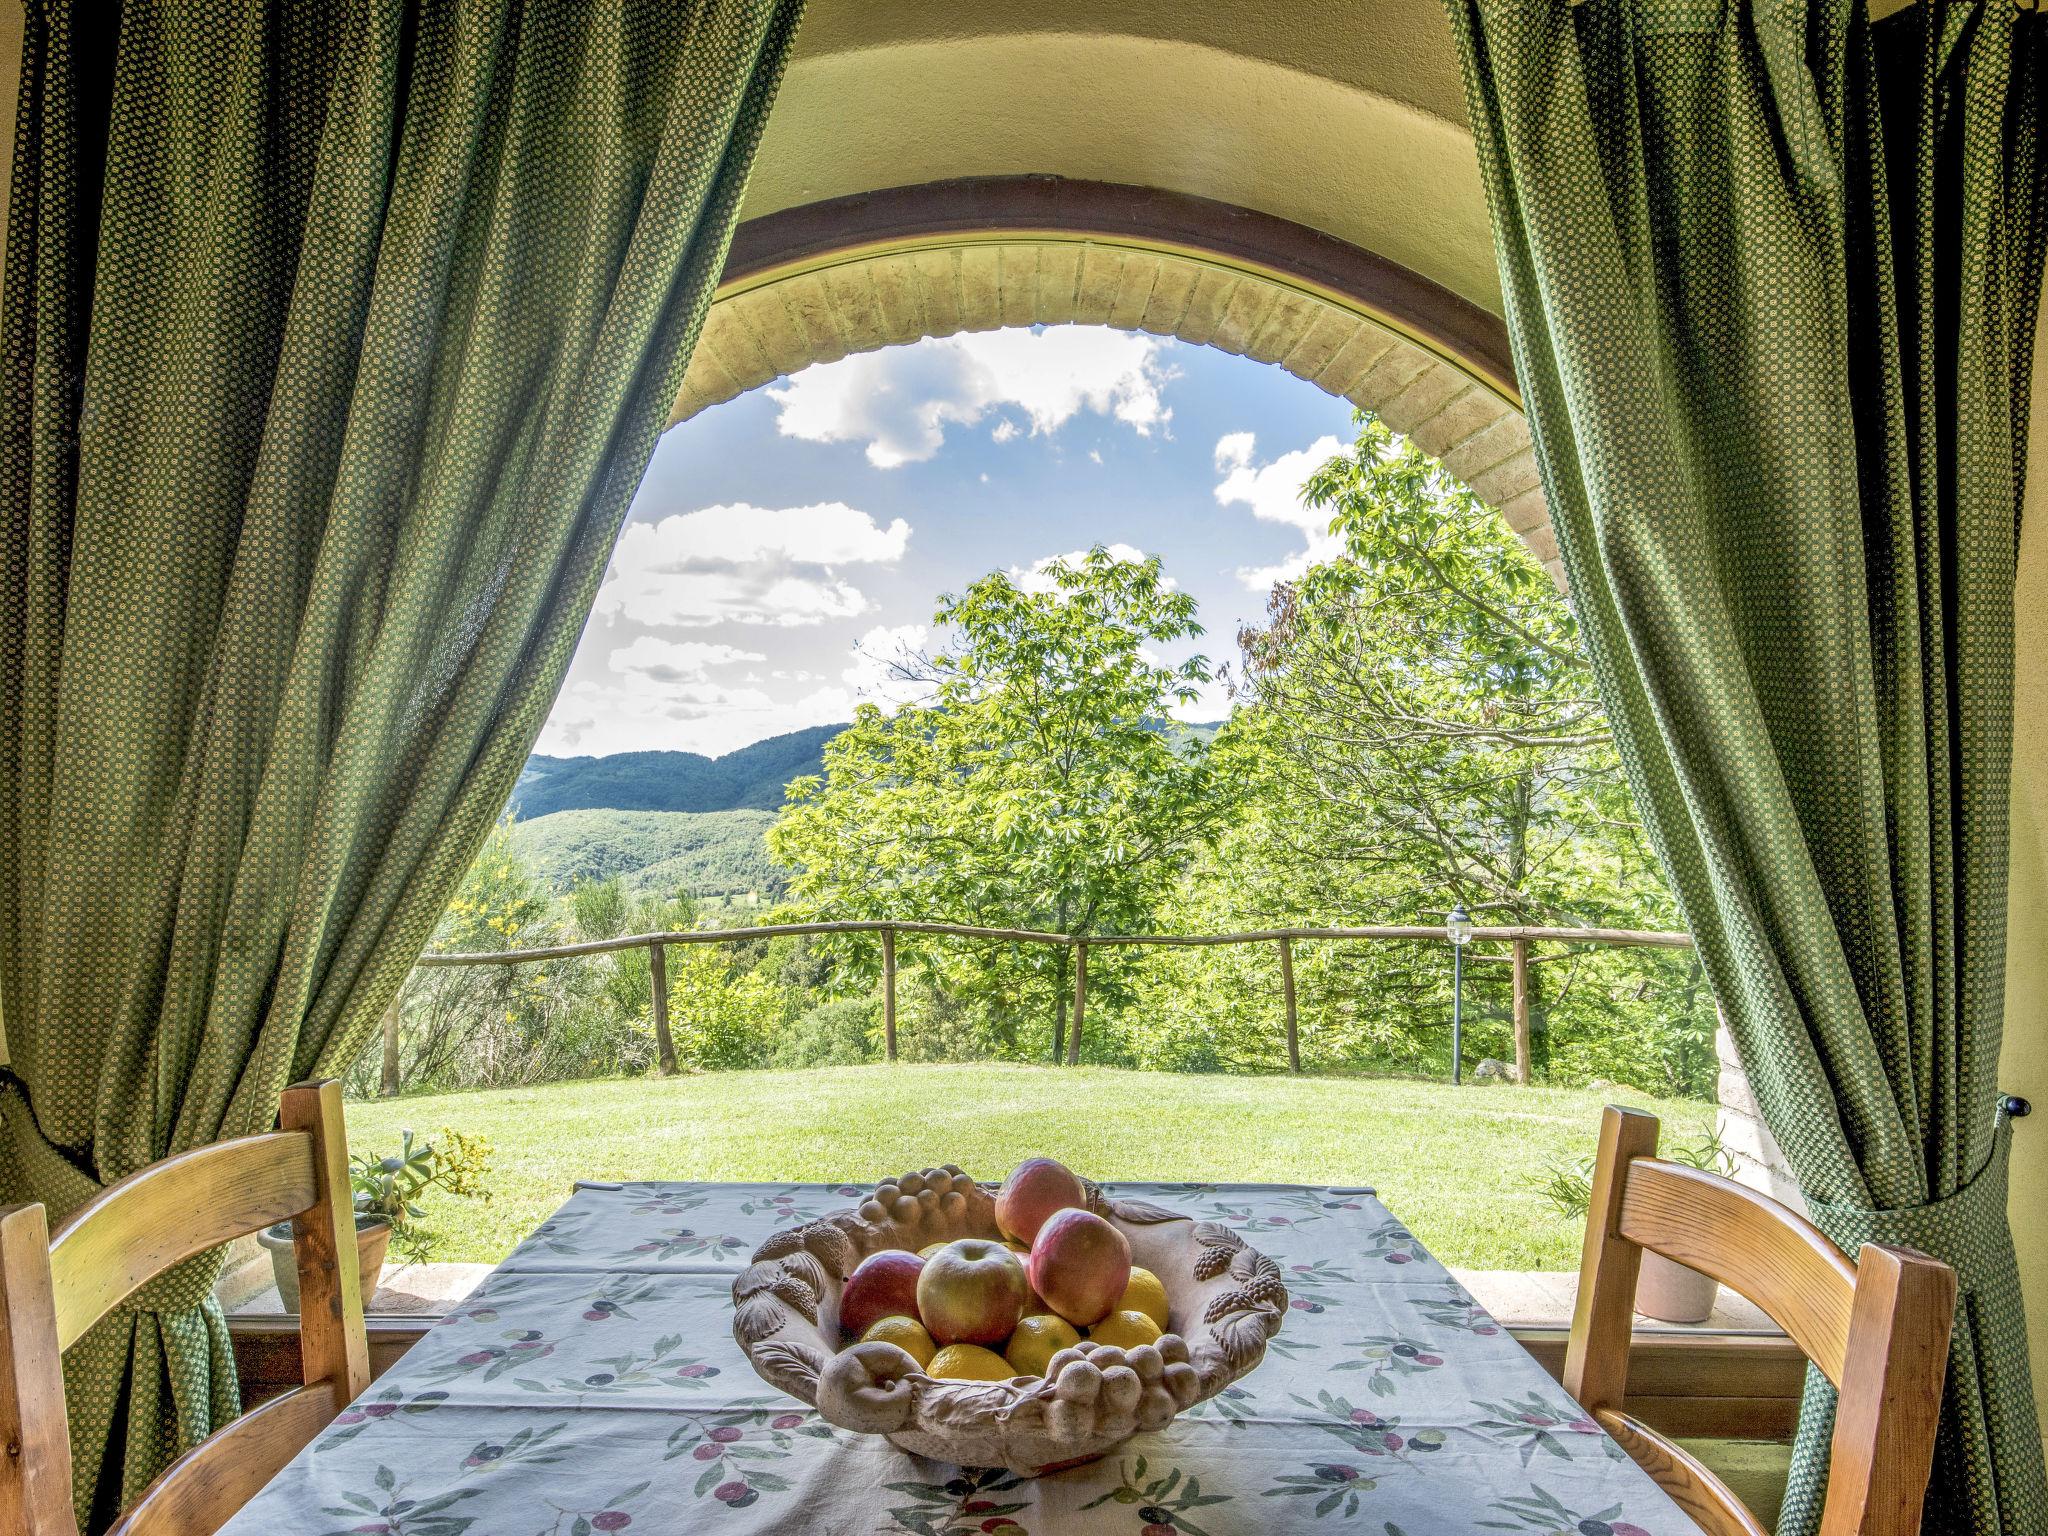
<box><xmin>675</xmin><ymin>180</ymin><xmax>1558</xmax><ymax>585</ymax></box>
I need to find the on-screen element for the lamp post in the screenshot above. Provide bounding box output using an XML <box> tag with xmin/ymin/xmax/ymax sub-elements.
<box><xmin>1446</xmin><ymin>903</ymin><xmax>1472</xmax><ymax>1084</ymax></box>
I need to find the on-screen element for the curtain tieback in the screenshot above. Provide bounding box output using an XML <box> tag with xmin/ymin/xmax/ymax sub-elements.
<box><xmin>1802</xmin><ymin>1114</ymin><xmax>2018</xmax><ymax>1297</ymax></box>
<box><xmin>0</xmin><ymin>1080</ymin><xmax>225</xmax><ymax>1319</ymax></box>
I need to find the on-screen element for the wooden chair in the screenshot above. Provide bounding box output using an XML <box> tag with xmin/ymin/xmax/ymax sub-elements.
<box><xmin>1567</xmin><ymin>1106</ymin><xmax>1956</xmax><ymax>1536</ymax></box>
<box><xmin>0</xmin><ymin>1079</ymin><xmax>369</xmax><ymax>1536</ymax></box>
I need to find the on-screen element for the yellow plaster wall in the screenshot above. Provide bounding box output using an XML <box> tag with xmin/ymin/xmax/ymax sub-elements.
<box><xmin>743</xmin><ymin>17</ymin><xmax>1500</xmax><ymax>310</ymax></box>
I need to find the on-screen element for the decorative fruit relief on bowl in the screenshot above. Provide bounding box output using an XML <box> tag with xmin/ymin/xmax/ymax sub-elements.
<box><xmin>730</xmin><ymin>1164</ymin><xmax>1287</xmax><ymax>1476</ymax></box>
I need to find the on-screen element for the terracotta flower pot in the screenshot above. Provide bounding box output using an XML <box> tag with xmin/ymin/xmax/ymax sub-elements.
<box><xmin>259</xmin><ymin>1215</ymin><xmax>391</xmax><ymax>1312</ymax></box>
<box><xmin>1634</xmin><ymin>1249</ymin><xmax>1718</xmax><ymax>1324</ymax></box>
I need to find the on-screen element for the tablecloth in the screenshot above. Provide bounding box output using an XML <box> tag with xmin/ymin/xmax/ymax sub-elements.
<box><xmin>220</xmin><ymin>1181</ymin><xmax>1700</xmax><ymax>1536</ymax></box>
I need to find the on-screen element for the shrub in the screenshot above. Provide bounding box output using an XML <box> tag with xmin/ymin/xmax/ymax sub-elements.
<box><xmin>771</xmin><ymin>996</ymin><xmax>881</xmax><ymax>1068</ymax></box>
<box><xmin>666</xmin><ymin>943</ymin><xmax>779</xmax><ymax>1070</ymax></box>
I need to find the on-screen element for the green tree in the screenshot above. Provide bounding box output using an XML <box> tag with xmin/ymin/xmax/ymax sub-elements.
<box><xmin>1150</xmin><ymin>414</ymin><xmax>1710</xmax><ymax>1092</ymax></box>
<box><xmin>769</xmin><ymin>548</ymin><xmax>1225</xmax><ymax>1060</ymax></box>
<box><xmin>568</xmin><ymin>875</ymin><xmax>696</xmax><ymax>1032</ymax></box>
<box><xmin>374</xmin><ymin>814</ymin><xmax>572</xmax><ymax>1092</ymax></box>
<box><xmin>1232</xmin><ymin>413</ymin><xmax>1638</xmax><ymax>924</ymax></box>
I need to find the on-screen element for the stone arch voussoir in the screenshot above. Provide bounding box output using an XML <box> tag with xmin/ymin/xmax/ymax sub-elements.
<box><xmin>673</xmin><ymin>182</ymin><xmax>1559</xmax><ymax>586</ymax></box>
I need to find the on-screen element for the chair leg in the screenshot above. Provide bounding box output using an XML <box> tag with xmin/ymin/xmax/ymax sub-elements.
<box><xmin>1563</xmin><ymin>1105</ymin><xmax>1660</xmax><ymax>1416</ymax></box>
<box><xmin>1817</xmin><ymin>1243</ymin><xmax>1957</xmax><ymax>1536</ymax></box>
<box><xmin>0</xmin><ymin>1203</ymin><xmax>80</xmax><ymax>1536</ymax></box>
<box><xmin>279</xmin><ymin>1081</ymin><xmax>370</xmax><ymax>1401</ymax></box>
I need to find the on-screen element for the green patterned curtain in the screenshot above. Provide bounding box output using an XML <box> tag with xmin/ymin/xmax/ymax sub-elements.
<box><xmin>1444</xmin><ymin>0</ymin><xmax>2047</xmax><ymax>1530</ymax></box>
<box><xmin>0</xmin><ymin>0</ymin><xmax>802</xmax><ymax>1525</ymax></box>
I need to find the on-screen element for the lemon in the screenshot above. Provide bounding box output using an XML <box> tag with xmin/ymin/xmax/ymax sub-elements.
<box><xmin>1004</xmin><ymin>1313</ymin><xmax>1082</xmax><ymax>1376</ymax></box>
<box><xmin>1119</xmin><ymin>1267</ymin><xmax>1171</xmax><ymax>1331</ymax></box>
<box><xmin>918</xmin><ymin>1241</ymin><xmax>951</xmax><ymax>1260</ymax></box>
<box><xmin>1088</xmin><ymin>1309</ymin><xmax>1163</xmax><ymax>1349</ymax></box>
<box><xmin>927</xmin><ymin>1343</ymin><xmax>1014</xmax><ymax>1381</ymax></box>
<box><xmin>860</xmin><ymin>1314</ymin><xmax>937</xmax><ymax>1369</ymax></box>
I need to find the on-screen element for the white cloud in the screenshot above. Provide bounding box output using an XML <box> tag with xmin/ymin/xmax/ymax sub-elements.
<box><xmin>596</xmin><ymin>502</ymin><xmax>909</xmax><ymax>628</ymax></box>
<box><xmin>641</xmin><ymin>501</ymin><xmax>910</xmax><ymax>565</ymax></box>
<box><xmin>537</xmin><ymin>622</ymin><xmax>943</xmax><ymax>759</ymax></box>
<box><xmin>607</xmin><ymin>637</ymin><xmax>764</xmax><ymax>683</ymax></box>
<box><xmin>841</xmin><ymin>623</ymin><xmax>935</xmax><ymax>709</ymax></box>
<box><xmin>1214</xmin><ymin>432</ymin><xmax>1257</xmax><ymax>472</ymax></box>
<box><xmin>767</xmin><ymin>327</ymin><xmax>1176</xmax><ymax>468</ymax></box>
<box><xmin>1213</xmin><ymin>431</ymin><xmax>1346</xmax><ymax>588</ymax></box>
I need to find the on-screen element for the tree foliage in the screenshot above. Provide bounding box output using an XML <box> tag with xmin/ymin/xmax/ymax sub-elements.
<box><xmin>768</xmin><ymin>549</ymin><xmax>1225</xmax><ymax>1059</ymax></box>
<box><xmin>356</xmin><ymin>816</ymin><xmax>592</xmax><ymax>1095</ymax></box>
<box><xmin>1123</xmin><ymin>414</ymin><xmax>1712</xmax><ymax>1093</ymax></box>
<box><xmin>1232</xmin><ymin>414</ymin><xmax>1634</xmax><ymax>928</ymax></box>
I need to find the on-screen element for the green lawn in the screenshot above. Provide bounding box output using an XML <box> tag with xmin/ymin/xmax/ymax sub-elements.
<box><xmin>344</xmin><ymin>1065</ymin><xmax>1712</xmax><ymax>1272</ymax></box>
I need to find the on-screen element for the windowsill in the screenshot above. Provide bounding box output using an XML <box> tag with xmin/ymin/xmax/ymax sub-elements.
<box><xmin>227</xmin><ymin>1260</ymin><xmax>493</xmax><ymax>1319</ymax></box>
<box><xmin>1451</xmin><ymin>1267</ymin><xmax>1780</xmax><ymax>1334</ymax></box>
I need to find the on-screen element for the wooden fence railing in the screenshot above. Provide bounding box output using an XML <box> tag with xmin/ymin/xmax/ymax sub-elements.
<box><xmin>396</xmin><ymin>920</ymin><xmax>1693</xmax><ymax>1089</ymax></box>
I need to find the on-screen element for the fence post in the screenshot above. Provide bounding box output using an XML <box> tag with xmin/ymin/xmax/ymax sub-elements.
<box><xmin>649</xmin><ymin>941</ymin><xmax>679</xmax><ymax>1077</ymax></box>
<box><xmin>1066</xmin><ymin>942</ymin><xmax>1087</xmax><ymax>1066</ymax></box>
<box><xmin>1512</xmin><ymin>938</ymin><xmax>1531</xmax><ymax>1084</ymax></box>
<box><xmin>1279</xmin><ymin>937</ymin><xmax>1300</xmax><ymax>1072</ymax></box>
<box><xmin>882</xmin><ymin>927</ymin><xmax>898</xmax><ymax>1062</ymax></box>
<box><xmin>379</xmin><ymin>988</ymin><xmax>402</xmax><ymax>1097</ymax></box>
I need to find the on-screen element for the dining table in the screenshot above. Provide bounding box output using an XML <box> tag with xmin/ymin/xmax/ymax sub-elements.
<box><xmin>219</xmin><ymin>1179</ymin><xmax>1702</xmax><ymax>1536</ymax></box>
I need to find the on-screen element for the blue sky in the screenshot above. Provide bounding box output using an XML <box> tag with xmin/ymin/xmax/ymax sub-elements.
<box><xmin>537</xmin><ymin>326</ymin><xmax>1360</xmax><ymax>758</ymax></box>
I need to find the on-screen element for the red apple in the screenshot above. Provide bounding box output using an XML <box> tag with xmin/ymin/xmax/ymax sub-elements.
<box><xmin>1029</xmin><ymin>1208</ymin><xmax>1131</xmax><ymax>1327</ymax></box>
<box><xmin>838</xmin><ymin>1250</ymin><xmax>925</xmax><ymax>1340</ymax></box>
<box><xmin>916</xmin><ymin>1238</ymin><xmax>1030</xmax><ymax>1347</ymax></box>
<box><xmin>996</xmin><ymin>1157</ymin><xmax>1086</xmax><ymax>1245</ymax></box>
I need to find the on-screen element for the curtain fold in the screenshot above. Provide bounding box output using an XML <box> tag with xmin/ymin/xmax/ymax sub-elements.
<box><xmin>1443</xmin><ymin>0</ymin><xmax>2047</xmax><ymax>1529</ymax></box>
<box><xmin>0</xmin><ymin>0</ymin><xmax>803</xmax><ymax>1524</ymax></box>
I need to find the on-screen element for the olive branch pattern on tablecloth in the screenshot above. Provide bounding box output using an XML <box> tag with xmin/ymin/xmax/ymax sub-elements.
<box><xmin>224</xmin><ymin>1182</ymin><xmax>1703</xmax><ymax>1536</ymax></box>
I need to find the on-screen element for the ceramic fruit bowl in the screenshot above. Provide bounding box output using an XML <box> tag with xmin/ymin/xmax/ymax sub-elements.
<box><xmin>730</xmin><ymin>1166</ymin><xmax>1286</xmax><ymax>1475</ymax></box>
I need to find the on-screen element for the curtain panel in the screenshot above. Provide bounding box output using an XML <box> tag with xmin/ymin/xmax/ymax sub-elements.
<box><xmin>0</xmin><ymin>0</ymin><xmax>803</xmax><ymax>1524</ymax></box>
<box><xmin>1445</xmin><ymin>0</ymin><xmax>2047</xmax><ymax>1529</ymax></box>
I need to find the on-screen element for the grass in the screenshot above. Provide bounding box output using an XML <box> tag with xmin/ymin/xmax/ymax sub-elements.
<box><xmin>344</xmin><ymin>1064</ymin><xmax>1712</xmax><ymax>1272</ymax></box>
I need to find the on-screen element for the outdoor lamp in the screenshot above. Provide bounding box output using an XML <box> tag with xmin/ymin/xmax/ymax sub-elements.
<box><xmin>1447</xmin><ymin>903</ymin><xmax>1472</xmax><ymax>1084</ymax></box>
<box><xmin>1446</xmin><ymin>904</ymin><xmax>1473</xmax><ymax>947</ymax></box>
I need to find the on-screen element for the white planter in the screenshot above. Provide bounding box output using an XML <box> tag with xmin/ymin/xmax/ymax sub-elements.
<box><xmin>1634</xmin><ymin>1249</ymin><xmax>1719</xmax><ymax>1324</ymax></box>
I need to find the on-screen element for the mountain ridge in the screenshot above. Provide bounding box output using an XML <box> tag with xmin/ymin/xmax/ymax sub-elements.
<box><xmin>515</xmin><ymin>724</ymin><xmax>843</xmax><ymax>817</ymax></box>
<box><xmin>516</xmin><ymin>719</ymin><xmax>1225</xmax><ymax>818</ymax></box>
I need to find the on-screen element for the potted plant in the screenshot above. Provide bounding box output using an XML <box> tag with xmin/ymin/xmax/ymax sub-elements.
<box><xmin>259</xmin><ymin>1127</ymin><xmax>491</xmax><ymax>1311</ymax></box>
<box><xmin>1533</xmin><ymin>1128</ymin><xmax>1727</xmax><ymax>1325</ymax></box>
<box><xmin>1632</xmin><ymin>1130</ymin><xmax>1732</xmax><ymax>1324</ymax></box>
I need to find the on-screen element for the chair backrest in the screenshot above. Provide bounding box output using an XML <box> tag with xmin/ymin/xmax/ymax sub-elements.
<box><xmin>0</xmin><ymin>1079</ymin><xmax>370</xmax><ymax>1536</ymax></box>
<box><xmin>1565</xmin><ymin>1106</ymin><xmax>1956</xmax><ymax>1536</ymax></box>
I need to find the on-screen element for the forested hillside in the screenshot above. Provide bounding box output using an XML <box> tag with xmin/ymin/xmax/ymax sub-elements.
<box><xmin>515</xmin><ymin>726</ymin><xmax>842</xmax><ymax>816</ymax></box>
<box><xmin>518</xmin><ymin>720</ymin><xmax>1219</xmax><ymax>820</ymax></box>
<box><xmin>513</xmin><ymin>809</ymin><xmax>784</xmax><ymax>898</ymax></box>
